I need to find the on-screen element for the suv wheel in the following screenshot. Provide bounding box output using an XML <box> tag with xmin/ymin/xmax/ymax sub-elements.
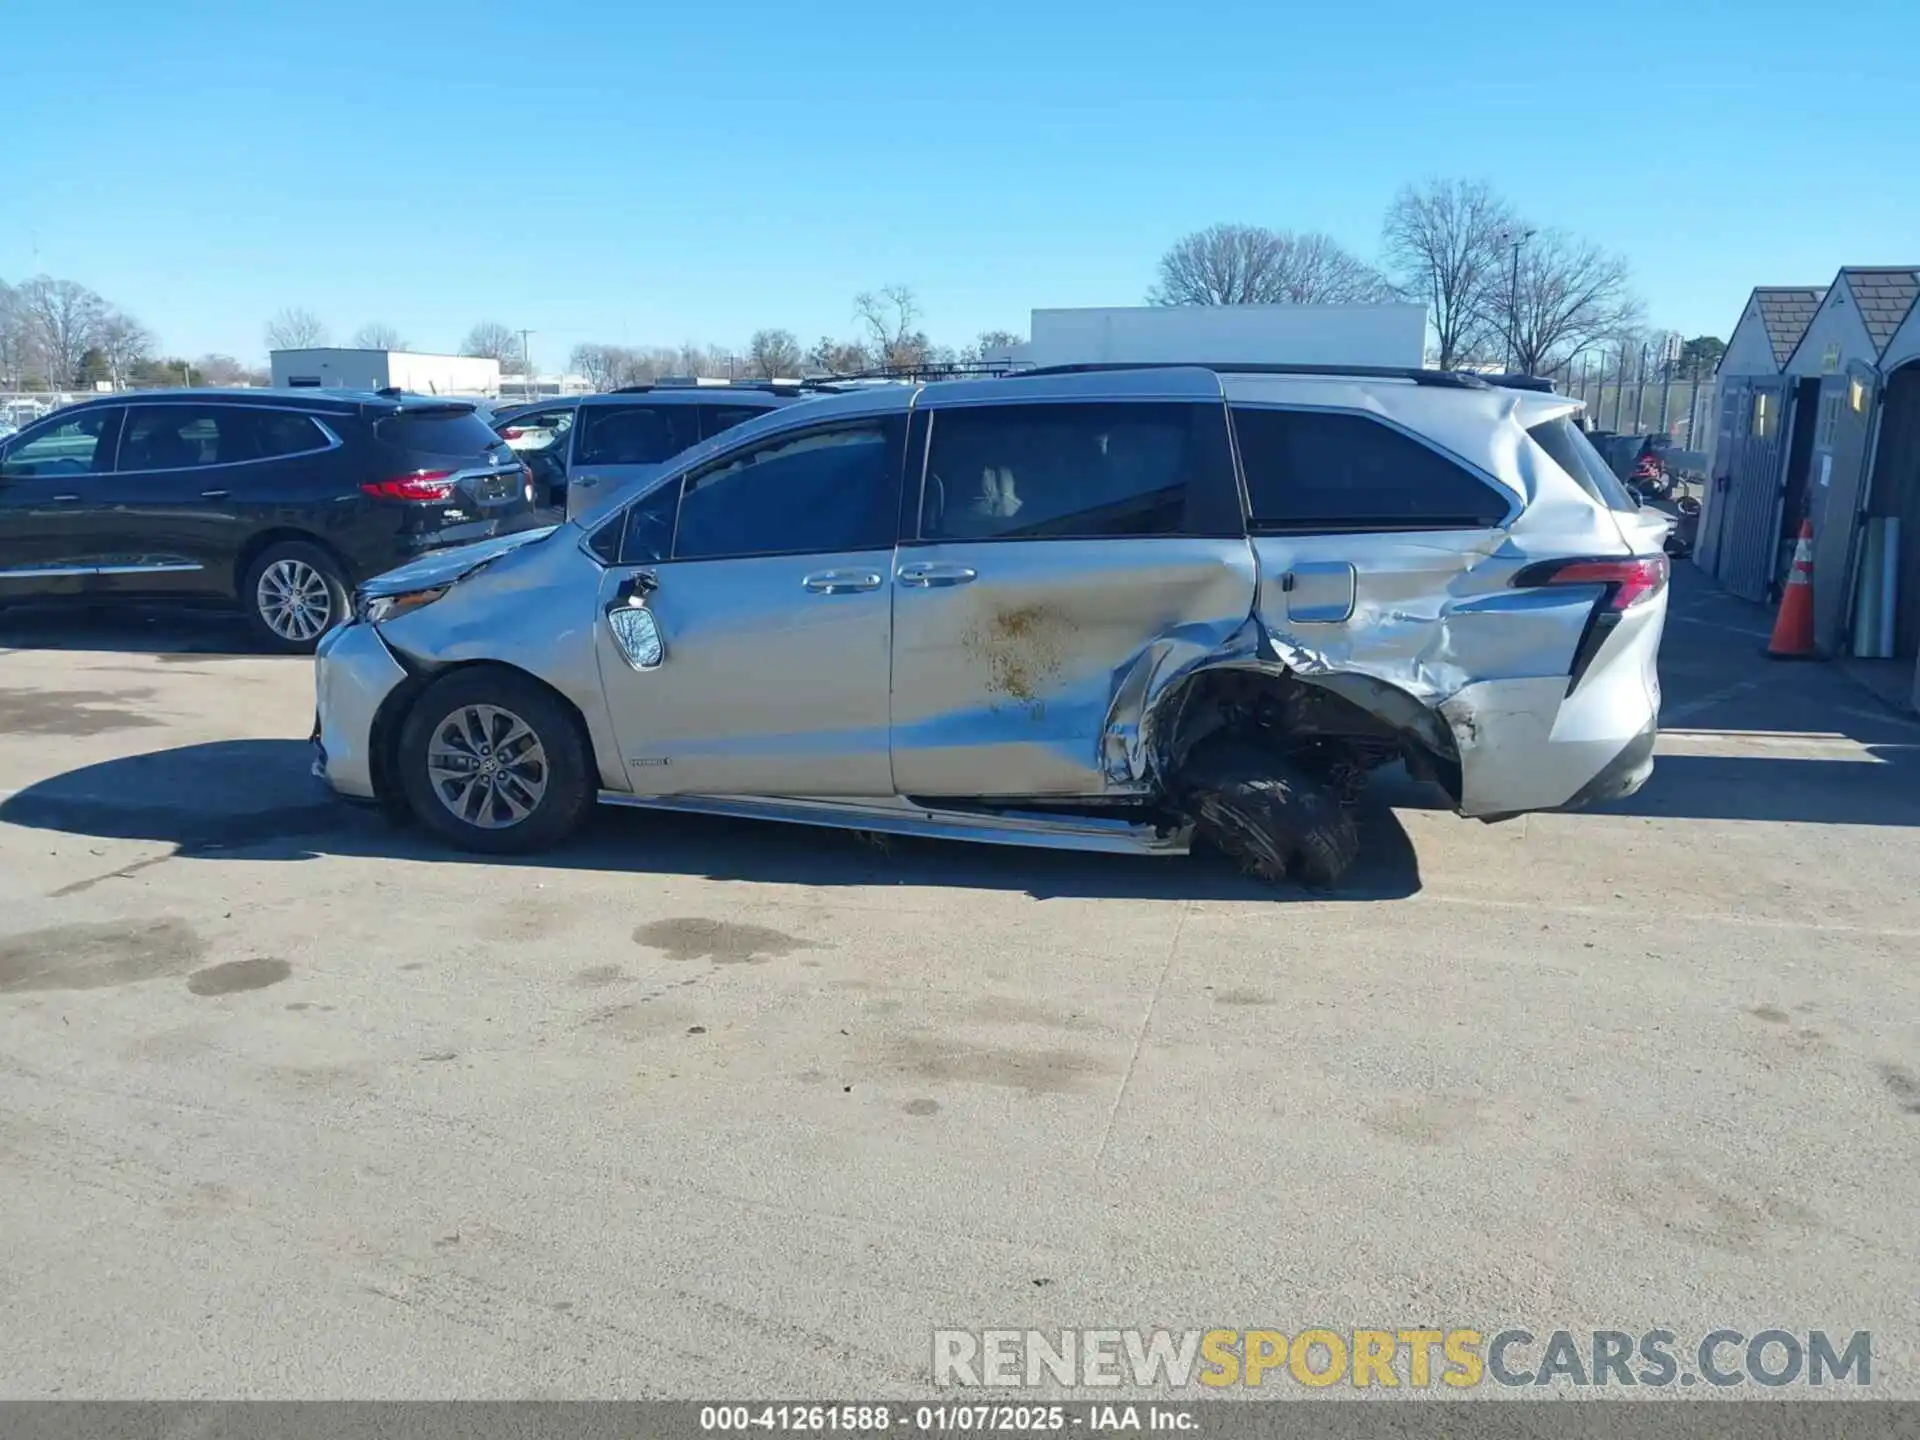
<box><xmin>1179</xmin><ymin>738</ymin><xmax>1360</xmax><ymax>888</ymax></box>
<box><xmin>398</xmin><ymin>667</ymin><xmax>594</xmax><ymax>855</ymax></box>
<box><xmin>243</xmin><ymin>541</ymin><xmax>348</xmax><ymax>654</ymax></box>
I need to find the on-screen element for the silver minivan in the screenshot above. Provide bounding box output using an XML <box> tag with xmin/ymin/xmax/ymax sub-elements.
<box><xmin>313</xmin><ymin>364</ymin><xmax>1668</xmax><ymax>885</ymax></box>
<box><xmin>554</xmin><ymin>386</ymin><xmax>807</xmax><ymax>521</ymax></box>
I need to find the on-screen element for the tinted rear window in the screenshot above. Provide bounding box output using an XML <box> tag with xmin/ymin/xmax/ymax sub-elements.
<box><xmin>1528</xmin><ymin>416</ymin><xmax>1639</xmax><ymax>513</ymax></box>
<box><xmin>575</xmin><ymin>404</ymin><xmax>699</xmax><ymax>466</ymax></box>
<box><xmin>1232</xmin><ymin>406</ymin><xmax>1512</xmax><ymax>532</ymax></box>
<box><xmin>374</xmin><ymin>409</ymin><xmax>504</xmax><ymax>456</ymax></box>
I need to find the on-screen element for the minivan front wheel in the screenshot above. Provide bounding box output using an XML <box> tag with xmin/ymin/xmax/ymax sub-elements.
<box><xmin>243</xmin><ymin>541</ymin><xmax>348</xmax><ymax>653</ymax></box>
<box><xmin>398</xmin><ymin>667</ymin><xmax>594</xmax><ymax>854</ymax></box>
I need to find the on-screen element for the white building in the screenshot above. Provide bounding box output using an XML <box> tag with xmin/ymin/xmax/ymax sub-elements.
<box><xmin>269</xmin><ymin>348</ymin><xmax>502</xmax><ymax>396</ymax></box>
<box><xmin>987</xmin><ymin>303</ymin><xmax>1428</xmax><ymax>371</ymax></box>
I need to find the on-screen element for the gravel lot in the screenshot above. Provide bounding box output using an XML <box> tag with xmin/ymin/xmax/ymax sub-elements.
<box><xmin>2</xmin><ymin>569</ymin><xmax>1918</xmax><ymax>1399</ymax></box>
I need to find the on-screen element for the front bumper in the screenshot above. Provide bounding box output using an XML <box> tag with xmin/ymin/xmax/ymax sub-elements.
<box><xmin>313</xmin><ymin>621</ymin><xmax>410</xmax><ymax>800</ymax></box>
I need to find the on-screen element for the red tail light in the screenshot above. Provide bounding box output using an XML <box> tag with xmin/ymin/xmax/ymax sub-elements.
<box><xmin>1514</xmin><ymin>555</ymin><xmax>1668</xmax><ymax>610</ymax></box>
<box><xmin>361</xmin><ymin>471</ymin><xmax>456</xmax><ymax>502</ymax></box>
<box><xmin>501</xmin><ymin>427</ymin><xmax>525</xmax><ymax>440</ymax></box>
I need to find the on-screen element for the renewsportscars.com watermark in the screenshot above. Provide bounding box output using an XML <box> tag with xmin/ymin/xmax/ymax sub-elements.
<box><xmin>933</xmin><ymin>1328</ymin><xmax>1872</xmax><ymax>1391</ymax></box>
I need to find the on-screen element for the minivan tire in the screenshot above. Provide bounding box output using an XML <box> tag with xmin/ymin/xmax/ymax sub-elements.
<box><xmin>242</xmin><ymin>541</ymin><xmax>350</xmax><ymax>655</ymax></box>
<box><xmin>1179</xmin><ymin>738</ymin><xmax>1360</xmax><ymax>888</ymax></box>
<box><xmin>398</xmin><ymin>666</ymin><xmax>595</xmax><ymax>855</ymax></box>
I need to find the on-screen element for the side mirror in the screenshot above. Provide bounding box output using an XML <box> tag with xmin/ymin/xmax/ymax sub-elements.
<box><xmin>606</xmin><ymin>571</ymin><xmax>663</xmax><ymax>669</ymax></box>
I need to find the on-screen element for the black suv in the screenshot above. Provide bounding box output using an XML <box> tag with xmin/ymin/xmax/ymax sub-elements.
<box><xmin>0</xmin><ymin>389</ymin><xmax>537</xmax><ymax>652</ymax></box>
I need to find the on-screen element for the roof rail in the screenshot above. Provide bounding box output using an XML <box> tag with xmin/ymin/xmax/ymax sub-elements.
<box><xmin>1013</xmin><ymin>362</ymin><xmax>1489</xmax><ymax>389</ymax></box>
<box><xmin>1476</xmin><ymin>372</ymin><xmax>1558</xmax><ymax>393</ymax></box>
<box><xmin>610</xmin><ymin>379</ymin><xmax>809</xmax><ymax>396</ymax></box>
<box><xmin>806</xmin><ymin>359</ymin><xmax>1025</xmax><ymax>386</ymax></box>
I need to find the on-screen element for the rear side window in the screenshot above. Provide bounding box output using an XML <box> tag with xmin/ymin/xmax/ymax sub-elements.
<box><xmin>373</xmin><ymin>408</ymin><xmax>503</xmax><ymax>457</ymax></box>
<box><xmin>1526</xmin><ymin>415</ymin><xmax>1640</xmax><ymax>514</ymax></box>
<box><xmin>250</xmin><ymin>411</ymin><xmax>332</xmax><ymax>459</ymax></box>
<box><xmin>1232</xmin><ymin>406</ymin><xmax>1512</xmax><ymax>532</ymax></box>
<box><xmin>575</xmin><ymin>404</ymin><xmax>698</xmax><ymax>467</ymax></box>
<box><xmin>121</xmin><ymin>405</ymin><xmax>331</xmax><ymax>469</ymax></box>
<box><xmin>701</xmin><ymin>403</ymin><xmax>775</xmax><ymax>439</ymax></box>
<box><xmin>919</xmin><ymin>402</ymin><xmax>1236</xmax><ymax>541</ymax></box>
<box><xmin>673</xmin><ymin>418</ymin><xmax>902</xmax><ymax>561</ymax></box>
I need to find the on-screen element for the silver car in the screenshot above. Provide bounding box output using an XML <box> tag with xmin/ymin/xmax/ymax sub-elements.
<box><xmin>556</xmin><ymin>386</ymin><xmax>807</xmax><ymax>521</ymax></box>
<box><xmin>312</xmin><ymin>364</ymin><xmax>1668</xmax><ymax>885</ymax></box>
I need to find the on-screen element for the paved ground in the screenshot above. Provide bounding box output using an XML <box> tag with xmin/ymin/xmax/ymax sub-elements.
<box><xmin>1</xmin><ymin>569</ymin><xmax>1917</xmax><ymax>1399</ymax></box>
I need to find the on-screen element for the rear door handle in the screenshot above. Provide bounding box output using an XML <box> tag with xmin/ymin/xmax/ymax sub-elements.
<box><xmin>200</xmin><ymin>489</ymin><xmax>229</xmax><ymax>500</ymax></box>
<box><xmin>52</xmin><ymin>493</ymin><xmax>82</xmax><ymax>503</ymax></box>
<box><xmin>802</xmin><ymin>569</ymin><xmax>883</xmax><ymax>595</ymax></box>
<box><xmin>896</xmin><ymin>562</ymin><xmax>977</xmax><ymax>588</ymax></box>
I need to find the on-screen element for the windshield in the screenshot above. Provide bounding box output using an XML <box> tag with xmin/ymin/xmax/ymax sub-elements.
<box><xmin>1527</xmin><ymin>414</ymin><xmax>1640</xmax><ymax>513</ymax></box>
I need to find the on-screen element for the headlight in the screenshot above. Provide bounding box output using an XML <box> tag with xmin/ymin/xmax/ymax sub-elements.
<box><xmin>358</xmin><ymin>586</ymin><xmax>448</xmax><ymax>624</ymax></box>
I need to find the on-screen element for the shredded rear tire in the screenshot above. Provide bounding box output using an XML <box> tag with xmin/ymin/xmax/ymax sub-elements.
<box><xmin>1179</xmin><ymin>739</ymin><xmax>1360</xmax><ymax>888</ymax></box>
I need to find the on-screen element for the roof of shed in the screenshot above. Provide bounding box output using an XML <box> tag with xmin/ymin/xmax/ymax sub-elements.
<box><xmin>1841</xmin><ymin>269</ymin><xmax>1920</xmax><ymax>360</ymax></box>
<box><xmin>1754</xmin><ymin>287</ymin><xmax>1827</xmax><ymax>366</ymax></box>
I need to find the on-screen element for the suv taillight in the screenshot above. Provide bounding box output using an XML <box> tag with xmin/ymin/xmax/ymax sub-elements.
<box><xmin>362</xmin><ymin>471</ymin><xmax>455</xmax><ymax>501</ymax></box>
<box><xmin>1512</xmin><ymin>554</ymin><xmax>1668</xmax><ymax>695</ymax></box>
<box><xmin>1513</xmin><ymin>554</ymin><xmax>1668</xmax><ymax>610</ymax></box>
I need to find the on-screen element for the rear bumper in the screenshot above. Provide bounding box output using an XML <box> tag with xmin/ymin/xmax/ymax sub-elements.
<box><xmin>397</xmin><ymin>507</ymin><xmax>545</xmax><ymax>554</ymax></box>
<box><xmin>1556</xmin><ymin>719</ymin><xmax>1657</xmax><ymax>810</ymax></box>
<box><xmin>313</xmin><ymin>620</ymin><xmax>410</xmax><ymax>800</ymax></box>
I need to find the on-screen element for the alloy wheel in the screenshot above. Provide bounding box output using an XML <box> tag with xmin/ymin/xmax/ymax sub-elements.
<box><xmin>256</xmin><ymin>558</ymin><xmax>334</xmax><ymax>642</ymax></box>
<box><xmin>425</xmin><ymin>704</ymin><xmax>550</xmax><ymax>829</ymax></box>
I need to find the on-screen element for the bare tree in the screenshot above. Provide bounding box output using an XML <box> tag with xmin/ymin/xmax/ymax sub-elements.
<box><xmin>97</xmin><ymin>311</ymin><xmax>155</xmax><ymax>387</ymax></box>
<box><xmin>461</xmin><ymin>321</ymin><xmax>519</xmax><ymax>368</ymax></box>
<box><xmin>351</xmin><ymin>322</ymin><xmax>407</xmax><ymax>351</ymax></box>
<box><xmin>805</xmin><ymin>336</ymin><xmax>871</xmax><ymax>375</ymax></box>
<box><xmin>1498</xmin><ymin>230</ymin><xmax>1641</xmax><ymax>375</ymax></box>
<box><xmin>1382</xmin><ymin>179</ymin><xmax>1515</xmax><ymax>370</ymax></box>
<box><xmin>0</xmin><ymin>279</ymin><xmax>36</xmax><ymax>387</ymax></box>
<box><xmin>960</xmin><ymin>329</ymin><xmax>1024</xmax><ymax>363</ymax></box>
<box><xmin>264</xmin><ymin>307</ymin><xmax>329</xmax><ymax>351</ymax></box>
<box><xmin>194</xmin><ymin>353</ymin><xmax>250</xmax><ymax>385</ymax></box>
<box><xmin>568</xmin><ymin>342</ymin><xmax>627</xmax><ymax>392</ymax></box>
<box><xmin>567</xmin><ymin>342</ymin><xmax>675</xmax><ymax>391</ymax></box>
<box><xmin>674</xmin><ymin>341</ymin><xmax>734</xmax><ymax>378</ymax></box>
<box><xmin>747</xmin><ymin>328</ymin><xmax>803</xmax><ymax>379</ymax></box>
<box><xmin>16</xmin><ymin>276</ymin><xmax>107</xmax><ymax>387</ymax></box>
<box><xmin>1149</xmin><ymin>224</ymin><xmax>1389</xmax><ymax>306</ymax></box>
<box><xmin>854</xmin><ymin>286</ymin><xmax>934</xmax><ymax>368</ymax></box>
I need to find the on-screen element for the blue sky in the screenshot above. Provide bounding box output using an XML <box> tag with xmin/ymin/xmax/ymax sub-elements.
<box><xmin>3</xmin><ymin>0</ymin><xmax>1916</xmax><ymax>369</ymax></box>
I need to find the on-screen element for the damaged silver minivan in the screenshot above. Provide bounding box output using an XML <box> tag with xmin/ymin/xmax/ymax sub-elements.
<box><xmin>312</xmin><ymin>364</ymin><xmax>1668</xmax><ymax>884</ymax></box>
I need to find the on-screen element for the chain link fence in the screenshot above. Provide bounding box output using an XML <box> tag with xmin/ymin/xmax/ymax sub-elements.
<box><xmin>1542</xmin><ymin>356</ymin><xmax>1718</xmax><ymax>449</ymax></box>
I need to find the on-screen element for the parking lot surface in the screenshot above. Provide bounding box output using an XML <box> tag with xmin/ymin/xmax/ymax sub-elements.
<box><xmin>2</xmin><ymin>569</ymin><xmax>1918</xmax><ymax>1398</ymax></box>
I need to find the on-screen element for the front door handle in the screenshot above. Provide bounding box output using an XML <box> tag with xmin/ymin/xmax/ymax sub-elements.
<box><xmin>201</xmin><ymin>489</ymin><xmax>229</xmax><ymax>500</ymax></box>
<box><xmin>896</xmin><ymin>562</ymin><xmax>977</xmax><ymax>589</ymax></box>
<box><xmin>52</xmin><ymin>493</ymin><xmax>82</xmax><ymax>503</ymax></box>
<box><xmin>572</xmin><ymin>475</ymin><xmax>600</xmax><ymax>489</ymax></box>
<box><xmin>802</xmin><ymin>569</ymin><xmax>883</xmax><ymax>595</ymax></box>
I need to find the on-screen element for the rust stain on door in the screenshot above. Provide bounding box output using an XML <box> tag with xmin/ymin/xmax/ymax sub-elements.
<box><xmin>960</xmin><ymin>604</ymin><xmax>1071</xmax><ymax>717</ymax></box>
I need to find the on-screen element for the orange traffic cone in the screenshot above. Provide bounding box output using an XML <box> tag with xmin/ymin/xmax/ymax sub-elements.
<box><xmin>1766</xmin><ymin>519</ymin><xmax>1818</xmax><ymax>659</ymax></box>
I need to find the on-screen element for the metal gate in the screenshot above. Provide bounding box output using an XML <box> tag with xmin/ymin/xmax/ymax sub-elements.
<box><xmin>1715</xmin><ymin>375</ymin><xmax>1797</xmax><ymax>602</ymax></box>
<box><xmin>1809</xmin><ymin>362</ymin><xmax>1881</xmax><ymax>655</ymax></box>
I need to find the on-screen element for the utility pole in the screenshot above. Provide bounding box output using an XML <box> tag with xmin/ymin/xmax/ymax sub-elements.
<box><xmin>1502</xmin><ymin>228</ymin><xmax>1536</xmax><ymax>373</ymax></box>
<box><xmin>518</xmin><ymin>329</ymin><xmax>535</xmax><ymax>401</ymax></box>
